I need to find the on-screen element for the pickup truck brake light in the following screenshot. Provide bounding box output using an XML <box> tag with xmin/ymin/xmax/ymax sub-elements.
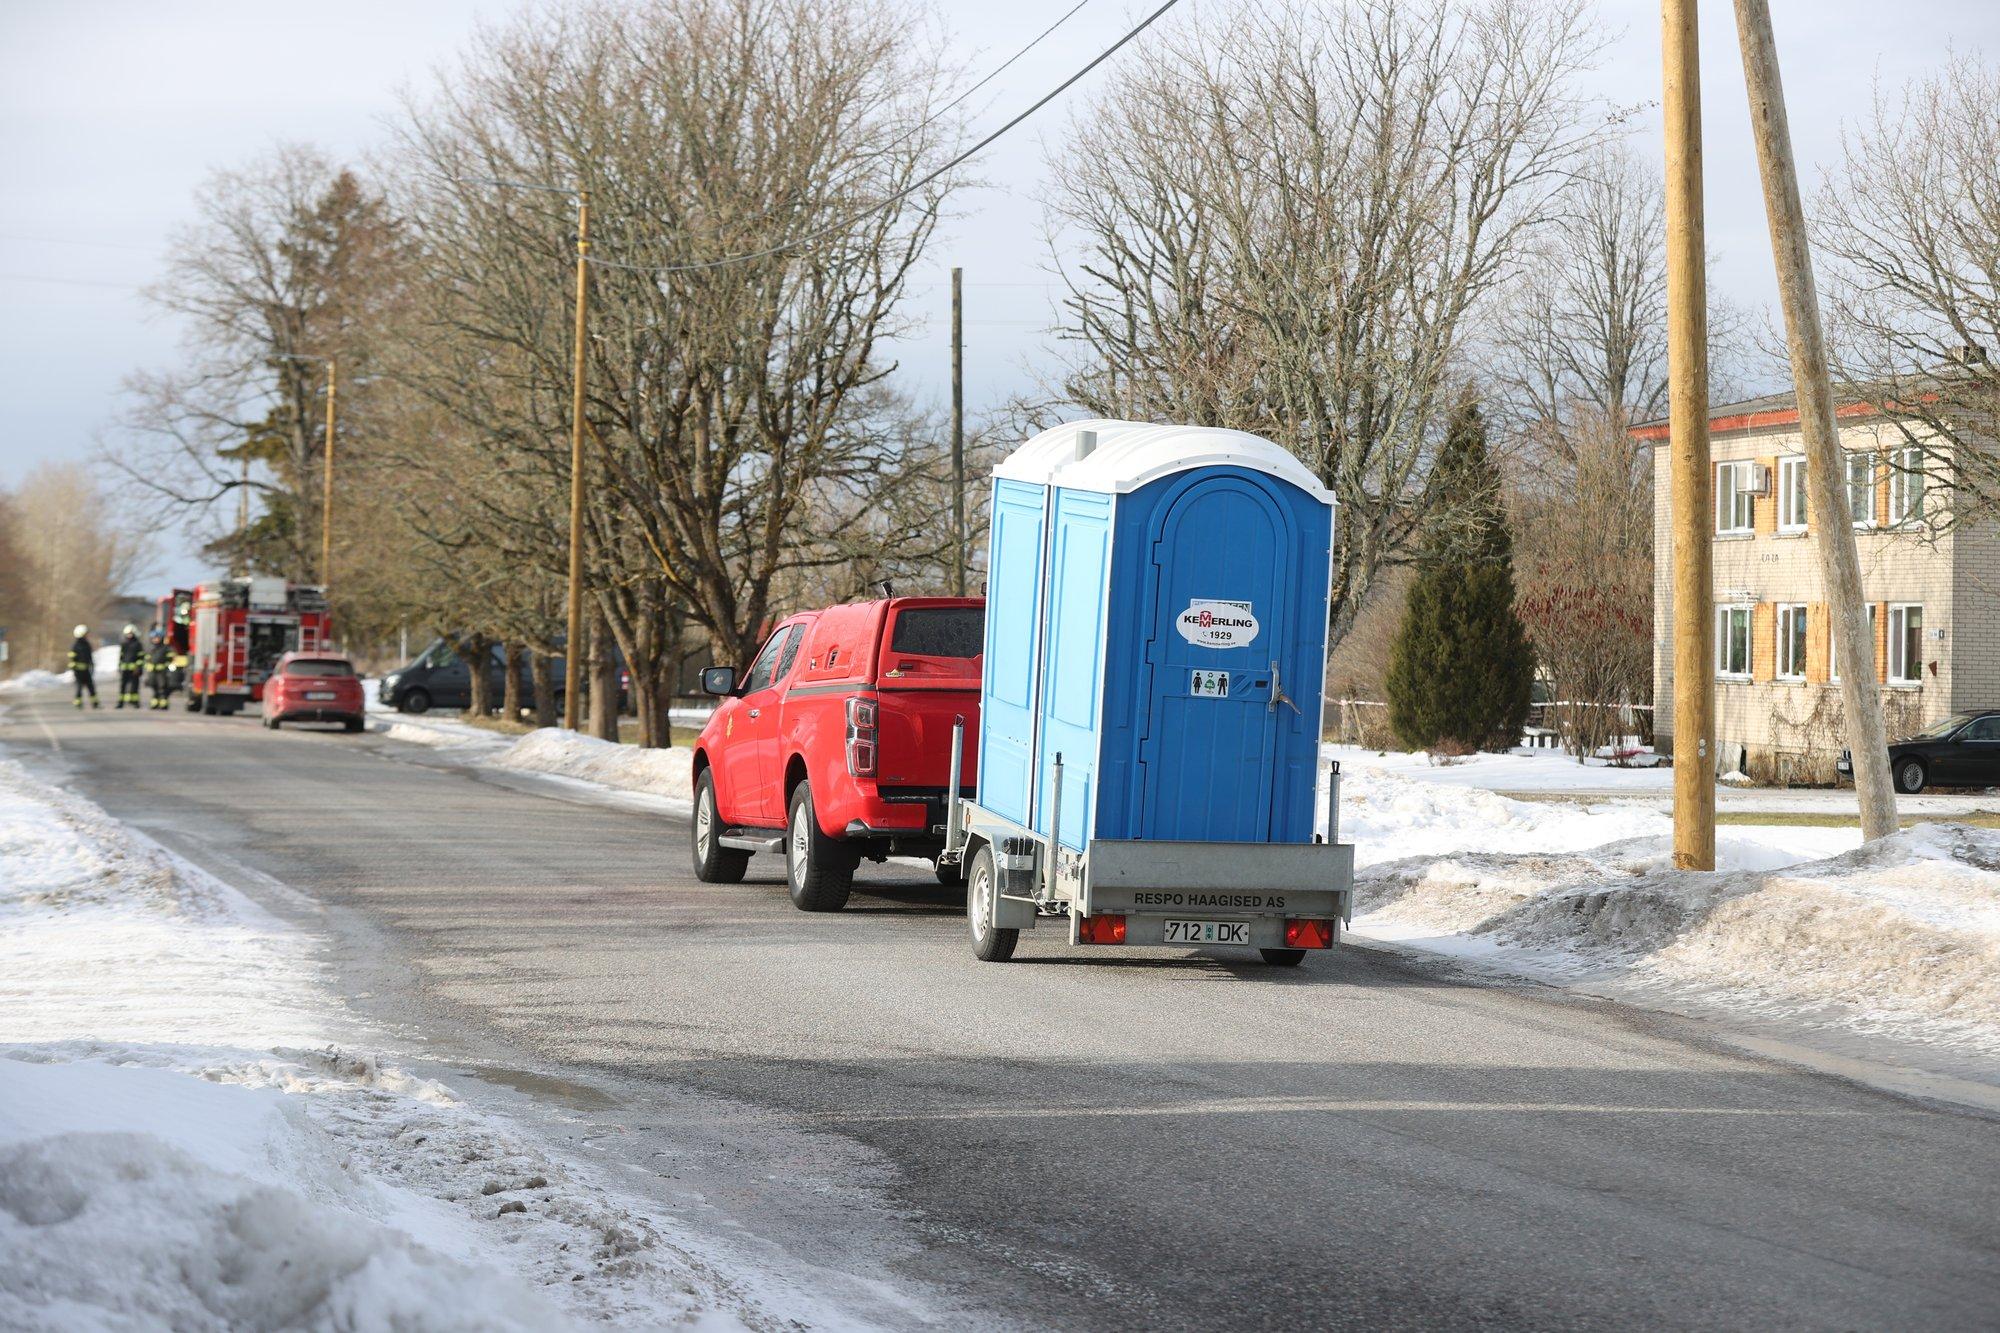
<box><xmin>845</xmin><ymin>696</ymin><xmax>878</xmax><ymax>777</ymax></box>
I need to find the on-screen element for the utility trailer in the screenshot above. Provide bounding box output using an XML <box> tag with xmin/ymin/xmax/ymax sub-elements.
<box><xmin>941</xmin><ymin>420</ymin><xmax>1355</xmax><ymax>965</ymax></box>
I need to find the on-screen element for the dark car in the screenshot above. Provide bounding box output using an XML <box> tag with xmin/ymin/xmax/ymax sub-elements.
<box><xmin>377</xmin><ymin>637</ymin><xmax>628</xmax><ymax>716</ymax></box>
<box><xmin>1837</xmin><ymin>710</ymin><xmax>2000</xmax><ymax>793</ymax></box>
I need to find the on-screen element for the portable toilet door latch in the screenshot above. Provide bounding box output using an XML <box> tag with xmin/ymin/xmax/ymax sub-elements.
<box><xmin>1268</xmin><ymin>658</ymin><xmax>1301</xmax><ymax>716</ymax></box>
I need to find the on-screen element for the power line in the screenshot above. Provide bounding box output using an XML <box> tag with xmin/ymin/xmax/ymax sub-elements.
<box><xmin>589</xmin><ymin>0</ymin><xmax>1183</xmax><ymax>277</ymax></box>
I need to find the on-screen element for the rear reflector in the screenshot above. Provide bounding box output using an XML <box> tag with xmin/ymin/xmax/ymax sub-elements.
<box><xmin>1077</xmin><ymin>914</ymin><xmax>1126</xmax><ymax>945</ymax></box>
<box><xmin>1284</xmin><ymin>918</ymin><xmax>1334</xmax><ymax>949</ymax></box>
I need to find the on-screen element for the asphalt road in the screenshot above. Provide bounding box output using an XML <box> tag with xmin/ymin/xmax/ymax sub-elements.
<box><xmin>10</xmin><ymin>693</ymin><xmax>2000</xmax><ymax>1331</ymax></box>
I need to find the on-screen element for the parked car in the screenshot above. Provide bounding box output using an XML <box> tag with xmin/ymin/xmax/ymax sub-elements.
<box><xmin>690</xmin><ymin>596</ymin><xmax>984</xmax><ymax>910</ymax></box>
<box><xmin>1838</xmin><ymin>709</ymin><xmax>2000</xmax><ymax>793</ymax></box>
<box><xmin>378</xmin><ymin>638</ymin><xmax>631</xmax><ymax>716</ymax></box>
<box><xmin>262</xmin><ymin>652</ymin><xmax>366</xmax><ymax>732</ymax></box>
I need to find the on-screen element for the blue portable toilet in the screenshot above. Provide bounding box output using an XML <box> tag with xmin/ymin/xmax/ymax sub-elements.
<box><xmin>977</xmin><ymin>420</ymin><xmax>1336</xmax><ymax>853</ymax></box>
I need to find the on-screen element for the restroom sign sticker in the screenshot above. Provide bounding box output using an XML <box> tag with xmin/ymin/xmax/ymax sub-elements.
<box><xmin>1176</xmin><ymin>599</ymin><xmax>1259</xmax><ymax>648</ymax></box>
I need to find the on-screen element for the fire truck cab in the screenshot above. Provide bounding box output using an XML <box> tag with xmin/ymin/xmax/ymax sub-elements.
<box><xmin>186</xmin><ymin>578</ymin><xmax>333</xmax><ymax>716</ymax></box>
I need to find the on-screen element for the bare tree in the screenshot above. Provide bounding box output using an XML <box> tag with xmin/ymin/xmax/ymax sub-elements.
<box><xmin>1814</xmin><ymin>54</ymin><xmax>2000</xmax><ymax>525</ymax></box>
<box><xmin>1509</xmin><ymin>407</ymin><xmax>1651</xmax><ymax>759</ymax></box>
<box><xmin>1042</xmin><ymin>0</ymin><xmax>1611</xmax><ymax>643</ymax></box>
<box><xmin>0</xmin><ymin>465</ymin><xmax>151</xmax><ymax>674</ymax></box>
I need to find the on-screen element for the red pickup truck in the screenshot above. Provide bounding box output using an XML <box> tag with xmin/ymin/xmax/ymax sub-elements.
<box><xmin>690</xmin><ymin>596</ymin><xmax>983</xmax><ymax>911</ymax></box>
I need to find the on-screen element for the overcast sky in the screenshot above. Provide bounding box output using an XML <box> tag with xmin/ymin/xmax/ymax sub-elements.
<box><xmin>2</xmin><ymin>0</ymin><xmax>1994</xmax><ymax>587</ymax></box>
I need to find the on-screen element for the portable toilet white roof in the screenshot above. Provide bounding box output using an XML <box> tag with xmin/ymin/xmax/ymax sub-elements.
<box><xmin>992</xmin><ymin>420</ymin><xmax>1332</xmax><ymax>501</ymax></box>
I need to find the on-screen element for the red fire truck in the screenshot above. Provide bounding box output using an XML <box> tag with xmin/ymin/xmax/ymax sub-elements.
<box><xmin>185</xmin><ymin>578</ymin><xmax>333</xmax><ymax>715</ymax></box>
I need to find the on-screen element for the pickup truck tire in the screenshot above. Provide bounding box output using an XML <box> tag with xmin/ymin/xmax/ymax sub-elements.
<box><xmin>691</xmin><ymin>770</ymin><xmax>750</xmax><ymax>884</ymax></box>
<box><xmin>1259</xmin><ymin>948</ymin><xmax>1307</xmax><ymax>967</ymax></box>
<box><xmin>966</xmin><ymin>845</ymin><xmax>1019</xmax><ymax>962</ymax></box>
<box><xmin>934</xmin><ymin>859</ymin><xmax>965</xmax><ymax>887</ymax></box>
<box><xmin>786</xmin><ymin>782</ymin><xmax>855</xmax><ymax>910</ymax></box>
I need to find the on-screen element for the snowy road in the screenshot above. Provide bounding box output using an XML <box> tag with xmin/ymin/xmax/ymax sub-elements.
<box><xmin>10</xmin><ymin>693</ymin><xmax>2000</xmax><ymax>1330</ymax></box>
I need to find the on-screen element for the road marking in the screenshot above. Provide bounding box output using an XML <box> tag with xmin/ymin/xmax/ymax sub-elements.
<box><xmin>33</xmin><ymin>709</ymin><xmax>61</xmax><ymax>752</ymax></box>
<box><xmin>822</xmin><ymin>1097</ymin><xmax>1906</xmax><ymax>1123</ymax></box>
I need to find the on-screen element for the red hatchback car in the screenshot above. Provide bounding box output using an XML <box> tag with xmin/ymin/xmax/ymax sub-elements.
<box><xmin>262</xmin><ymin>652</ymin><xmax>366</xmax><ymax>732</ymax></box>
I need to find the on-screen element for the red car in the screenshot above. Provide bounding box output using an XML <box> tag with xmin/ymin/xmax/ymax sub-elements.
<box><xmin>691</xmin><ymin>596</ymin><xmax>983</xmax><ymax>911</ymax></box>
<box><xmin>261</xmin><ymin>652</ymin><xmax>366</xmax><ymax>732</ymax></box>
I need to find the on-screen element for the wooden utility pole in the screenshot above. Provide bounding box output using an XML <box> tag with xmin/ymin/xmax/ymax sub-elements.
<box><xmin>951</xmin><ymin>266</ymin><xmax>966</xmax><ymax>596</ymax></box>
<box><xmin>1732</xmin><ymin>0</ymin><xmax>1898</xmax><ymax>840</ymax></box>
<box><xmin>1663</xmin><ymin>0</ymin><xmax>1715</xmax><ymax>870</ymax></box>
<box><xmin>564</xmin><ymin>188</ymin><xmax>591</xmax><ymax>733</ymax></box>
<box><xmin>321</xmin><ymin>359</ymin><xmax>337</xmax><ymax>592</ymax></box>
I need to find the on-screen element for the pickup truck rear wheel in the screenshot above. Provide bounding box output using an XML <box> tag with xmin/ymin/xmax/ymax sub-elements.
<box><xmin>967</xmin><ymin>845</ymin><xmax>1019</xmax><ymax>962</ymax></box>
<box><xmin>935</xmin><ymin>858</ymin><xmax>965</xmax><ymax>887</ymax></box>
<box><xmin>785</xmin><ymin>781</ymin><xmax>854</xmax><ymax>910</ymax></box>
<box><xmin>691</xmin><ymin>770</ymin><xmax>749</xmax><ymax>884</ymax></box>
<box><xmin>1259</xmin><ymin>948</ymin><xmax>1307</xmax><ymax>967</ymax></box>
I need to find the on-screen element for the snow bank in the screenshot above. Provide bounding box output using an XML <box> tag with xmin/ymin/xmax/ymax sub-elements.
<box><xmin>1356</xmin><ymin>821</ymin><xmax>2000</xmax><ymax>1054</ymax></box>
<box><xmin>0</xmin><ymin>754</ymin><xmax>750</xmax><ymax>1329</ymax></box>
<box><xmin>0</xmin><ymin>668</ymin><xmax>66</xmax><ymax>693</ymax></box>
<box><xmin>1325</xmin><ymin>742</ymin><xmax>1674</xmax><ymax>793</ymax></box>
<box><xmin>1339</xmin><ymin>769</ymin><xmax>1669</xmax><ymax>868</ymax></box>
<box><xmin>491</xmin><ymin>728</ymin><xmax>694</xmax><ymax>806</ymax></box>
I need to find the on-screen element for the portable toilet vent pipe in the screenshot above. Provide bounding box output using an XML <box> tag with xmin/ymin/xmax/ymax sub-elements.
<box><xmin>975</xmin><ymin>420</ymin><xmax>1337</xmax><ymax>853</ymax></box>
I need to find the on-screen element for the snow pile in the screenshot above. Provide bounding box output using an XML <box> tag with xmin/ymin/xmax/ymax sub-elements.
<box><xmin>492</xmin><ymin>728</ymin><xmax>695</xmax><ymax>806</ymax></box>
<box><xmin>0</xmin><ymin>754</ymin><xmax>749</xmax><ymax>1330</ymax></box>
<box><xmin>0</xmin><ymin>669</ymin><xmax>66</xmax><ymax>693</ymax></box>
<box><xmin>1339</xmin><ymin>768</ymin><xmax>1668</xmax><ymax>868</ymax></box>
<box><xmin>1356</xmin><ymin>822</ymin><xmax>2000</xmax><ymax>1053</ymax></box>
<box><xmin>1324</xmin><ymin>742</ymin><xmax>1674</xmax><ymax>793</ymax></box>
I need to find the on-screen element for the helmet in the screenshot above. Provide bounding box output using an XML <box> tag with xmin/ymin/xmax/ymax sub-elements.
<box><xmin>74</xmin><ymin>624</ymin><xmax>88</xmax><ymax>638</ymax></box>
<box><xmin>123</xmin><ymin>624</ymin><xmax>138</xmax><ymax>636</ymax></box>
<box><xmin>150</xmin><ymin>629</ymin><xmax>163</xmax><ymax>641</ymax></box>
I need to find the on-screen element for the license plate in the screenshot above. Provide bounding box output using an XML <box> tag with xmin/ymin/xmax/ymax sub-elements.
<box><xmin>1189</xmin><ymin>669</ymin><xmax>1230</xmax><ymax>698</ymax></box>
<box><xmin>306</xmin><ymin>691</ymin><xmax>337</xmax><ymax>700</ymax></box>
<box><xmin>1163</xmin><ymin>918</ymin><xmax>1250</xmax><ymax>945</ymax></box>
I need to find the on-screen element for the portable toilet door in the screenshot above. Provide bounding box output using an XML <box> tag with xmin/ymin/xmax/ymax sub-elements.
<box><xmin>1132</xmin><ymin>469</ymin><xmax>1302</xmax><ymax>842</ymax></box>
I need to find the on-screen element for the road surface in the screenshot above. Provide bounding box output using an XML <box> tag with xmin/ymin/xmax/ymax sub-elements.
<box><xmin>9</xmin><ymin>692</ymin><xmax>2000</xmax><ymax>1331</ymax></box>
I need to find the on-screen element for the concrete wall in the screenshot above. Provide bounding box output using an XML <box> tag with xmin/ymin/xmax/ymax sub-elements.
<box><xmin>1651</xmin><ymin>417</ymin><xmax>1989</xmax><ymax>781</ymax></box>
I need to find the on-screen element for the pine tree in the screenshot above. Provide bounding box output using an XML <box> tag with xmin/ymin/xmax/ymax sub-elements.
<box><xmin>1386</xmin><ymin>398</ymin><xmax>1536</xmax><ymax>752</ymax></box>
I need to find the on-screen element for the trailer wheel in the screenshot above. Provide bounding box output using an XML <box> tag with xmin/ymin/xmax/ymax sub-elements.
<box><xmin>691</xmin><ymin>769</ymin><xmax>750</xmax><ymax>884</ymax></box>
<box><xmin>785</xmin><ymin>781</ymin><xmax>854</xmax><ymax>911</ymax></box>
<box><xmin>1259</xmin><ymin>948</ymin><xmax>1307</xmax><ymax>967</ymax></box>
<box><xmin>967</xmin><ymin>845</ymin><xmax>1019</xmax><ymax>963</ymax></box>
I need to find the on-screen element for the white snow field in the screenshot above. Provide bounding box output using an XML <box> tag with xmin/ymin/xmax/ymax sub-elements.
<box><xmin>0</xmin><ymin>755</ymin><xmax>758</xmax><ymax>1331</ymax></box>
<box><xmin>1340</xmin><ymin>766</ymin><xmax>2000</xmax><ymax>1061</ymax></box>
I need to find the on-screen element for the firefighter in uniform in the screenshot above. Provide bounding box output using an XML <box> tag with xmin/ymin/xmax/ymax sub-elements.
<box><xmin>147</xmin><ymin>629</ymin><xmax>175</xmax><ymax>710</ymax></box>
<box><xmin>69</xmin><ymin>625</ymin><xmax>100</xmax><ymax>709</ymax></box>
<box><xmin>115</xmin><ymin>624</ymin><xmax>145</xmax><ymax>709</ymax></box>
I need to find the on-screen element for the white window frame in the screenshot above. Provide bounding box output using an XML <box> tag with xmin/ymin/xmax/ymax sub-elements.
<box><xmin>1829</xmin><ymin>604</ymin><xmax>1876</xmax><ymax>683</ymax></box>
<box><xmin>1715</xmin><ymin>604</ymin><xmax>1754</xmax><ymax>679</ymax></box>
<box><xmin>1776</xmin><ymin>456</ymin><xmax>1808</xmax><ymax>533</ymax></box>
<box><xmin>1715</xmin><ymin>462</ymin><xmax>1755</xmax><ymax>535</ymax></box>
<box><xmin>1845</xmin><ymin>451</ymin><xmax>1876</xmax><ymax>529</ymax></box>
<box><xmin>1775</xmin><ymin>603</ymin><xmax>1808</xmax><ymax>681</ymax></box>
<box><xmin>1888</xmin><ymin>447</ymin><xmax>1926</xmax><ymax>526</ymax></box>
<box><xmin>1888</xmin><ymin>603</ymin><xmax>1924</xmax><ymax>685</ymax></box>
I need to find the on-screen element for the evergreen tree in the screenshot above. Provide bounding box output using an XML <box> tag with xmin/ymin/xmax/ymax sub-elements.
<box><xmin>1386</xmin><ymin>398</ymin><xmax>1536</xmax><ymax>752</ymax></box>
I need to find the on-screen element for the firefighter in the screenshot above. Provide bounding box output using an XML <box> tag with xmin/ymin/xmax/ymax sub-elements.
<box><xmin>115</xmin><ymin>624</ymin><xmax>145</xmax><ymax>709</ymax></box>
<box><xmin>147</xmin><ymin>628</ymin><xmax>175</xmax><ymax>709</ymax></box>
<box><xmin>68</xmin><ymin>625</ymin><xmax>100</xmax><ymax>709</ymax></box>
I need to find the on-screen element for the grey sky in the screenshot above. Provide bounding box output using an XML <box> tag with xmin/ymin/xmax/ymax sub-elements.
<box><xmin>2</xmin><ymin>0</ymin><xmax>1994</xmax><ymax>588</ymax></box>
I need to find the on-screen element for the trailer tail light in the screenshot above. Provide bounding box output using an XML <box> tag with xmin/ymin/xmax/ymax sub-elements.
<box><xmin>1284</xmin><ymin>918</ymin><xmax>1334</xmax><ymax>949</ymax></box>
<box><xmin>845</xmin><ymin>696</ymin><xmax>878</xmax><ymax>777</ymax></box>
<box><xmin>1077</xmin><ymin>914</ymin><xmax>1126</xmax><ymax>945</ymax></box>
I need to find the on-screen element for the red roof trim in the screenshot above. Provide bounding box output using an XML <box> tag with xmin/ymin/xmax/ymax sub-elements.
<box><xmin>1629</xmin><ymin>400</ymin><xmax>1885</xmax><ymax>442</ymax></box>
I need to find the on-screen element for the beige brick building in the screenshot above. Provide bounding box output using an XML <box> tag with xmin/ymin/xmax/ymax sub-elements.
<box><xmin>1640</xmin><ymin>392</ymin><xmax>2000</xmax><ymax>782</ymax></box>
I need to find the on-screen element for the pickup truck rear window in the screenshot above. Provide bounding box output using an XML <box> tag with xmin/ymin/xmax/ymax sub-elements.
<box><xmin>889</xmin><ymin>607</ymin><xmax>984</xmax><ymax>659</ymax></box>
<box><xmin>284</xmin><ymin>658</ymin><xmax>354</xmax><ymax>676</ymax></box>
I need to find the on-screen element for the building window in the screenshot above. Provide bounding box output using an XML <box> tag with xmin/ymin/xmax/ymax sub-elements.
<box><xmin>1846</xmin><ymin>451</ymin><xmax>1876</xmax><ymax>528</ymax></box>
<box><xmin>1888</xmin><ymin>447</ymin><xmax>1926</xmax><ymax>525</ymax></box>
<box><xmin>1715</xmin><ymin>462</ymin><xmax>1755</xmax><ymax>534</ymax></box>
<box><xmin>1777</xmin><ymin>456</ymin><xmax>1808</xmax><ymax>532</ymax></box>
<box><xmin>1775</xmin><ymin>604</ymin><xmax>1808</xmax><ymax>680</ymax></box>
<box><xmin>1830</xmin><ymin>604</ymin><xmax>1876</xmax><ymax>682</ymax></box>
<box><xmin>1716</xmin><ymin>605</ymin><xmax>1753</xmax><ymax>679</ymax></box>
<box><xmin>1888</xmin><ymin>603</ymin><xmax>1925</xmax><ymax>684</ymax></box>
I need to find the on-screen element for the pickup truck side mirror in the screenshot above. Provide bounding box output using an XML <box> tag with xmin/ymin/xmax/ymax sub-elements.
<box><xmin>700</xmin><ymin>665</ymin><xmax>737</xmax><ymax>696</ymax></box>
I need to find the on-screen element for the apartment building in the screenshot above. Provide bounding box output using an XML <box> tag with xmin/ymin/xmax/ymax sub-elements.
<box><xmin>1639</xmin><ymin>391</ymin><xmax>2000</xmax><ymax>782</ymax></box>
